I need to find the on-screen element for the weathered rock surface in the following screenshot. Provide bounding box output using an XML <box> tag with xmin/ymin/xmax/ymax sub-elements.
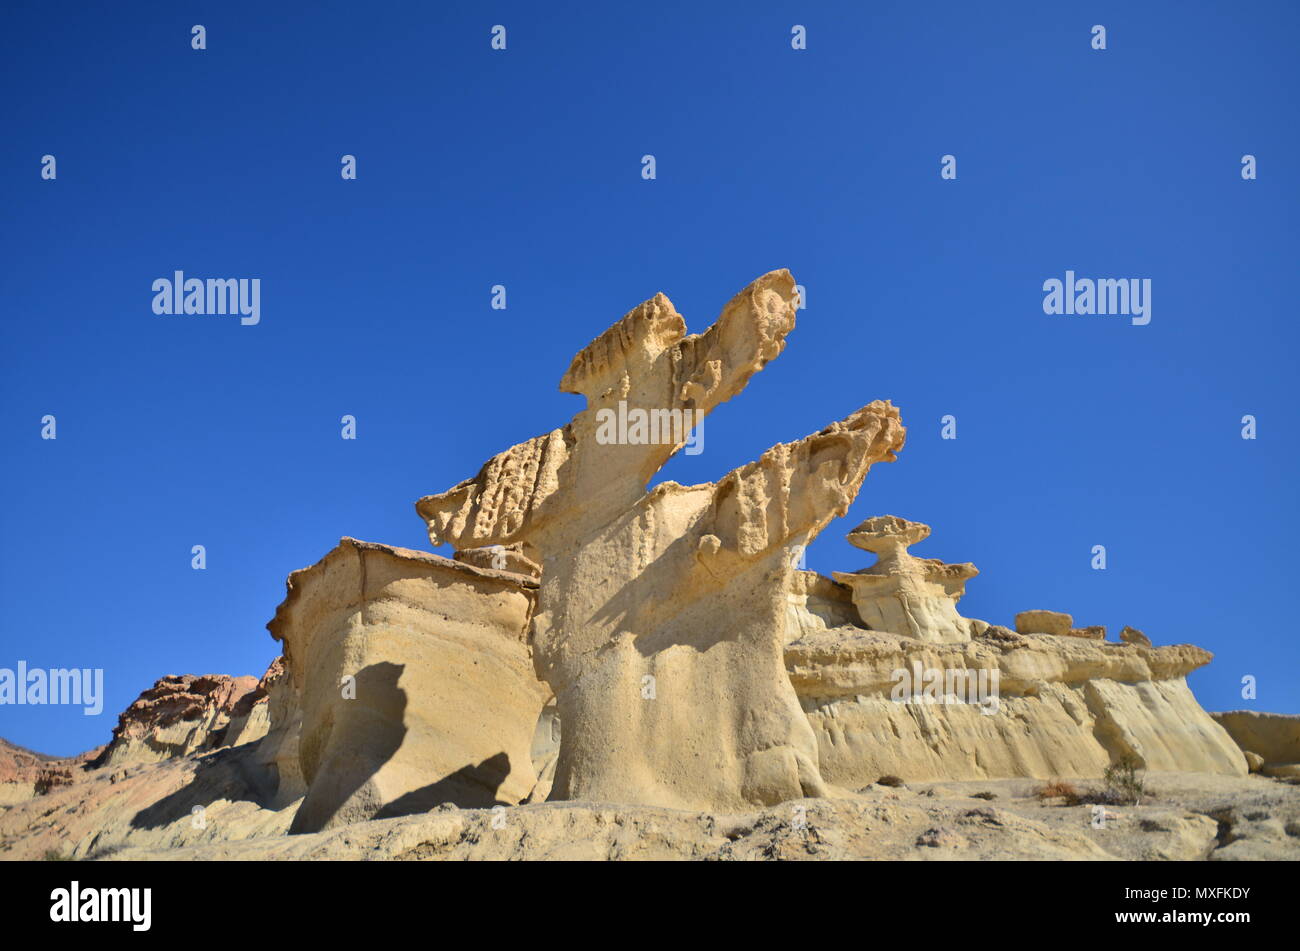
<box><xmin>97</xmin><ymin>674</ymin><xmax>260</xmax><ymax>768</ymax></box>
<box><xmin>785</xmin><ymin>523</ymin><xmax>1248</xmax><ymax>786</ymax></box>
<box><xmin>221</xmin><ymin>657</ymin><xmax>282</xmax><ymax>750</ymax></box>
<box><xmin>1120</xmin><ymin>625</ymin><xmax>1153</xmax><ymax>647</ymax></box>
<box><xmin>453</xmin><ymin>544</ymin><xmax>542</xmax><ymax>579</ymax></box>
<box><xmin>268</xmin><ymin>537</ymin><xmax>550</xmax><ymax>833</ymax></box>
<box><xmin>417</xmin><ymin>270</ymin><xmax>906</xmax><ymax>811</ymax></box>
<box><xmin>1015</xmin><ymin>610</ymin><xmax>1073</xmax><ymax>637</ymax></box>
<box><xmin>785</xmin><ymin>622</ymin><xmax>1247</xmax><ymax>785</ymax></box>
<box><xmin>831</xmin><ymin>516</ymin><xmax>981</xmax><ymax>643</ymax></box>
<box><xmin>1211</xmin><ymin>711</ymin><xmax>1300</xmax><ymax>775</ymax></box>
<box><xmin>249</xmin><ymin>655</ymin><xmax>306</xmax><ymax>807</ymax></box>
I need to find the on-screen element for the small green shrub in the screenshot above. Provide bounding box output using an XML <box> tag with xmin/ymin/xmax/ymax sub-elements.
<box><xmin>1100</xmin><ymin>755</ymin><xmax>1147</xmax><ymax>805</ymax></box>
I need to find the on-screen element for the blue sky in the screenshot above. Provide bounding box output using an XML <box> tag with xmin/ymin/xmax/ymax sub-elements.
<box><xmin>2</xmin><ymin>1</ymin><xmax>1297</xmax><ymax>756</ymax></box>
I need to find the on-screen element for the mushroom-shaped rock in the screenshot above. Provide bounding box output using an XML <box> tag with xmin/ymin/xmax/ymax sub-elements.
<box><xmin>846</xmin><ymin>515</ymin><xmax>930</xmax><ymax>553</ymax></box>
<box><xmin>831</xmin><ymin>515</ymin><xmax>979</xmax><ymax>643</ymax></box>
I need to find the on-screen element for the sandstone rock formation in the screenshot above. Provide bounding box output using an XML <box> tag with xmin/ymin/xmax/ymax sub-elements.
<box><xmin>1015</xmin><ymin>610</ymin><xmax>1073</xmax><ymax>637</ymax></box>
<box><xmin>250</xmin><ymin>655</ymin><xmax>307</xmax><ymax>807</ymax></box>
<box><xmin>287</xmin><ymin>270</ymin><xmax>1246</xmax><ymax>812</ymax></box>
<box><xmin>1211</xmin><ymin>711</ymin><xmax>1300</xmax><ymax>778</ymax></box>
<box><xmin>97</xmin><ymin>674</ymin><xmax>260</xmax><ymax>768</ymax></box>
<box><xmin>1121</xmin><ymin>625</ymin><xmax>1153</xmax><ymax>647</ymax></box>
<box><xmin>416</xmin><ymin>270</ymin><xmax>905</xmax><ymax>810</ymax></box>
<box><xmin>222</xmin><ymin>657</ymin><xmax>280</xmax><ymax>750</ymax></box>
<box><xmin>784</xmin><ymin>519</ymin><xmax>1246</xmax><ymax>785</ymax></box>
<box><xmin>268</xmin><ymin>537</ymin><xmax>549</xmax><ymax>832</ymax></box>
<box><xmin>2</xmin><ymin>266</ymin><xmax>1288</xmax><ymax>864</ymax></box>
<box><xmin>454</xmin><ymin>544</ymin><xmax>541</xmax><ymax>579</ymax></box>
<box><xmin>785</xmin><ymin>621</ymin><xmax>1247</xmax><ymax>784</ymax></box>
<box><xmin>831</xmin><ymin>516</ymin><xmax>981</xmax><ymax>643</ymax></box>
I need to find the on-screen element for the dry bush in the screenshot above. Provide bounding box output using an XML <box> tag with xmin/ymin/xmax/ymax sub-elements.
<box><xmin>1034</xmin><ymin>780</ymin><xmax>1080</xmax><ymax>804</ymax></box>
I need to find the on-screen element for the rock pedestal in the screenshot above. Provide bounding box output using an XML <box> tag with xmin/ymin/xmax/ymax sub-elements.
<box><xmin>832</xmin><ymin>516</ymin><xmax>979</xmax><ymax>643</ymax></box>
<box><xmin>268</xmin><ymin>538</ymin><xmax>548</xmax><ymax>833</ymax></box>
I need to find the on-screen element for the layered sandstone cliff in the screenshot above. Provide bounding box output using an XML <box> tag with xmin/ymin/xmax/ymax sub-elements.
<box><xmin>789</xmin><ymin>517</ymin><xmax>1246</xmax><ymax>785</ymax></box>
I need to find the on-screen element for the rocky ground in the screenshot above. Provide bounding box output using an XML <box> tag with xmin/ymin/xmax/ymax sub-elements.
<box><xmin>3</xmin><ymin>738</ymin><xmax>1297</xmax><ymax>861</ymax></box>
<box><xmin>4</xmin><ymin>658</ymin><xmax>1295</xmax><ymax>862</ymax></box>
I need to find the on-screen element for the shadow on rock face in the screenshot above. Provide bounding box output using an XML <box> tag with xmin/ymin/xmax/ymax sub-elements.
<box><xmin>289</xmin><ymin>662</ymin><xmax>515</xmax><ymax>831</ymax></box>
<box><xmin>373</xmin><ymin>751</ymin><xmax>513</xmax><ymax>817</ymax></box>
<box><xmin>288</xmin><ymin>661</ymin><xmax>408</xmax><ymax>835</ymax></box>
<box><xmin>128</xmin><ymin>743</ymin><xmax>278</xmax><ymax>831</ymax></box>
<box><xmin>127</xmin><ymin>663</ymin><xmax>515</xmax><ymax>837</ymax></box>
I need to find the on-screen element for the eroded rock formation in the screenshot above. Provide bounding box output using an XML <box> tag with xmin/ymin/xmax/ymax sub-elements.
<box><xmin>268</xmin><ymin>537</ymin><xmax>549</xmax><ymax>832</ymax></box>
<box><xmin>2</xmin><ymin>267</ymin><xmax>1281</xmax><ymax>862</ymax></box>
<box><xmin>1015</xmin><ymin>610</ymin><xmax>1073</xmax><ymax>638</ymax></box>
<box><xmin>1121</xmin><ymin>626</ymin><xmax>1153</xmax><ymax>647</ymax></box>
<box><xmin>787</xmin><ymin>622</ymin><xmax>1246</xmax><ymax>784</ymax></box>
<box><xmin>832</xmin><ymin>516</ymin><xmax>981</xmax><ymax>643</ymax></box>
<box><xmin>416</xmin><ymin>270</ymin><xmax>905</xmax><ymax>810</ymax></box>
<box><xmin>98</xmin><ymin>674</ymin><xmax>260</xmax><ymax>768</ymax></box>
<box><xmin>787</xmin><ymin>520</ymin><xmax>1246</xmax><ymax>784</ymax></box>
<box><xmin>1211</xmin><ymin>711</ymin><xmax>1300</xmax><ymax>778</ymax></box>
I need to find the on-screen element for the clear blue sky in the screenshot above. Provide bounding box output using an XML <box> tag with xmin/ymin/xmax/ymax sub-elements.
<box><xmin>3</xmin><ymin>1</ymin><xmax>1297</xmax><ymax>756</ymax></box>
